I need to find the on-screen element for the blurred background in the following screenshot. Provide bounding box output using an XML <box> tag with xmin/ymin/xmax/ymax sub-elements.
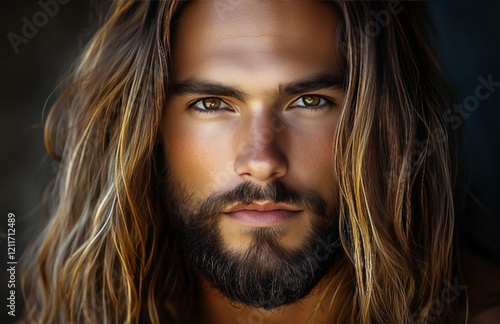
<box><xmin>1</xmin><ymin>1</ymin><xmax>499</xmax><ymax>323</ymax></box>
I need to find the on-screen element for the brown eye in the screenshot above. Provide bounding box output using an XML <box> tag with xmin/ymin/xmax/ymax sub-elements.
<box><xmin>289</xmin><ymin>95</ymin><xmax>330</xmax><ymax>111</ymax></box>
<box><xmin>192</xmin><ymin>97</ymin><xmax>232</xmax><ymax>113</ymax></box>
<box><xmin>302</xmin><ymin>95</ymin><xmax>321</xmax><ymax>106</ymax></box>
<box><xmin>202</xmin><ymin>98</ymin><xmax>222</xmax><ymax>110</ymax></box>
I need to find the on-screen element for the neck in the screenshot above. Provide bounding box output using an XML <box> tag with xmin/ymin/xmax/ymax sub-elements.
<box><xmin>197</xmin><ymin>275</ymin><xmax>338</xmax><ymax>324</ymax></box>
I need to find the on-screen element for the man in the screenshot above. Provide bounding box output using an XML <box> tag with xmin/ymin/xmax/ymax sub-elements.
<box><xmin>21</xmin><ymin>1</ymin><xmax>477</xmax><ymax>323</ymax></box>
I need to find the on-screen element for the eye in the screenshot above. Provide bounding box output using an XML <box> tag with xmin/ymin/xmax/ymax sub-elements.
<box><xmin>190</xmin><ymin>98</ymin><xmax>232</xmax><ymax>113</ymax></box>
<box><xmin>289</xmin><ymin>95</ymin><xmax>330</xmax><ymax>109</ymax></box>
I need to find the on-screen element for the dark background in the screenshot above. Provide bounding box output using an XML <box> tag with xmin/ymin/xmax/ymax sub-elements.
<box><xmin>1</xmin><ymin>1</ymin><xmax>499</xmax><ymax>323</ymax></box>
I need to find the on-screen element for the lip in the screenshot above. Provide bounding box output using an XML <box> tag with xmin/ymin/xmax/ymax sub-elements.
<box><xmin>223</xmin><ymin>201</ymin><xmax>302</xmax><ymax>227</ymax></box>
<box><xmin>223</xmin><ymin>201</ymin><xmax>302</xmax><ymax>213</ymax></box>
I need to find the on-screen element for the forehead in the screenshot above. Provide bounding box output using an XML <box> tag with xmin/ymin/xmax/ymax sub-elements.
<box><xmin>171</xmin><ymin>0</ymin><xmax>342</xmax><ymax>84</ymax></box>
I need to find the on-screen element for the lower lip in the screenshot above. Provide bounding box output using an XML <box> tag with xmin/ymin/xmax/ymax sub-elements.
<box><xmin>225</xmin><ymin>210</ymin><xmax>301</xmax><ymax>227</ymax></box>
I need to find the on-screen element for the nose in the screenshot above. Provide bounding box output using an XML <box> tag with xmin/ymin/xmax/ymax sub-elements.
<box><xmin>234</xmin><ymin>111</ymin><xmax>288</xmax><ymax>183</ymax></box>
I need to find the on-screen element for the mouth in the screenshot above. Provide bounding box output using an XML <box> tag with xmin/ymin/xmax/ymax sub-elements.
<box><xmin>222</xmin><ymin>201</ymin><xmax>303</xmax><ymax>227</ymax></box>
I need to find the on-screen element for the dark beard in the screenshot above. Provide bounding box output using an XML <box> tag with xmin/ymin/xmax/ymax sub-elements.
<box><xmin>166</xmin><ymin>180</ymin><xmax>341</xmax><ymax>310</ymax></box>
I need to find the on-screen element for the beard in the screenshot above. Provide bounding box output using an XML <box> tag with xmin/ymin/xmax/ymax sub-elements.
<box><xmin>165</xmin><ymin>179</ymin><xmax>341</xmax><ymax>310</ymax></box>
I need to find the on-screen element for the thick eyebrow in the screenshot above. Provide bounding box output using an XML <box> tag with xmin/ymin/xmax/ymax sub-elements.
<box><xmin>172</xmin><ymin>79</ymin><xmax>247</xmax><ymax>101</ymax></box>
<box><xmin>171</xmin><ymin>73</ymin><xmax>344</xmax><ymax>101</ymax></box>
<box><xmin>278</xmin><ymin>74</ymin><xmax>344</xmax><ymax>96</ymax></box>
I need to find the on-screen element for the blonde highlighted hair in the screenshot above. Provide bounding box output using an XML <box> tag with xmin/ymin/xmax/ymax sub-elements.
<box><xmin>21</xmin><ymin>1</ymin><xmax>464</xmax><ymax>323</ymax></box>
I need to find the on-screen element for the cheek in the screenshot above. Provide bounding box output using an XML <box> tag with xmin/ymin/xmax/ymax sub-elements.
<box><xmin>287</xmin><ymin>119</ymin><xmax>338</xmax><ymax>199</ymax></box>
<box><xmin>162</xmin><ymin>116</ymin><xmax>235</xmax><ymax>199</ymax></box>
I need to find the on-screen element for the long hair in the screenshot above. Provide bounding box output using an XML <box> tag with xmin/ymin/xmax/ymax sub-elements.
<box><xmin>329</xmin><ymin>2</ymin><xmax>465</xmax><ymax>323</ymax></box>
<box><xmin>21</xmin><ymin>1</ymin><xmax>465</xmax><ymax>323</ymax></box>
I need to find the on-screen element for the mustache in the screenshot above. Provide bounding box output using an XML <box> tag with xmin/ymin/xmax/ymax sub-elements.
<box><xmin>178</xmin><ymin>180</ymin><xmax>341</xmax><ymax>309</ymax></box>
<box><xmin>194</xmin><ymin>181</ymin><xmax>328</xmax><ymax>222</ymax></box>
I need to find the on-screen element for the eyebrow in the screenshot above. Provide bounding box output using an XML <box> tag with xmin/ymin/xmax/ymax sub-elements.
<box><xmin>278</xmin><ymin>74</ymin><xmax>344</xmax><ymax>96</ymax></box>
<box><xmin>171</xmin><ymin>74</ymin><xmax>344</xmax><ymax>101</ymax></box>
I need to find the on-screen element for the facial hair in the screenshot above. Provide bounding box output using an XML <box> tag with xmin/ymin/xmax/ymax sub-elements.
<box><xmin>166</xmin><ymin>180</ymin><xmax>341</xmax><ymax>310</ymax></box>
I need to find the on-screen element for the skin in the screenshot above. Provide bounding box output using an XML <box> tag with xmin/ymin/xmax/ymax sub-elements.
<box><xmin>163</xmin><ymin>1</ymin><xmax>344</xmax><ymax>323</ymax></box>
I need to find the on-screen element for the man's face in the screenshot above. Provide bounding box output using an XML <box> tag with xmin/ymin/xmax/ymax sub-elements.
<box><xmin>162</xmin><ymin>0</ymin><xmax>344</xmax><ymax>308</ymax></box>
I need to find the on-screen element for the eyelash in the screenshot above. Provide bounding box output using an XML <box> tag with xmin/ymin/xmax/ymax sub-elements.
<box><xmin>189</xmin><ymin>95</ymin><xmax>333</xmax><ymax>114</ymax></box>
<box><xmin>289</xmin><ymin>96</ymin><xmax>332</xmax><ymax>109</ymax></box>
<box><xmin>189</xmin><ymin>98</ymin><xmax>232</xmax><ymax>114</ymax></box>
